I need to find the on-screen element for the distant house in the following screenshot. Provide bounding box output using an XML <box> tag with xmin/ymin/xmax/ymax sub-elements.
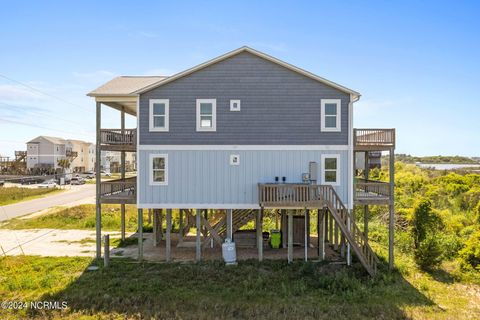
<box><xmin>101</xmin><ymin>151</ymin><xmax>136</xmax><ymax>173</ymax></box>
<box><xmin>88</xmin><ymin>46</ymin><xmax>396</xmax><ymax>276</ymax></box>
<box><xmin>26</xmin><ymin>136</ymin><xmax>95</xmax><ymax>173</ymax></box>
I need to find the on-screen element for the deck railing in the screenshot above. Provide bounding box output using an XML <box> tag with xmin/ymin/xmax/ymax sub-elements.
<box><xmin>258</xmin><ymin>183</ymin><xmax>326</xmax><ymax>207</ymax></box>
<box><xmin>100</xmin><ymin>177</ymin><xmax>136</xmax><ymax>197</ymax></box>
<box><xmin>355</xmin><ymin>178</ymin><xmax>390</xmax><ymax>197</ymax></box>
<box><xmin>354</xmin><ymin>129</ymin><xmax>395</xmax><ymax>148</ymax></box>
<box><xmin>100</xmin><ymin>129</ymin><xmax>136</xmax><ymax>146</ymax></box>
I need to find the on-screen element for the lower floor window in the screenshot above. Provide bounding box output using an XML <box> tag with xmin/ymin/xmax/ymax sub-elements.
<box><xmin>150</xmin><ymin>154</ymin><xmax>168</xmax><ymax>185</ymax></box>
<box><xmin>322</xmin><ymin>154</ymin><xmax>340</xmax><ymax>185</ymax></box>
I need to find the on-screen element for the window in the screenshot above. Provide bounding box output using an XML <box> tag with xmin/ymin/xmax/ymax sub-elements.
<box><xmin>149</xmin><ymin>99</ymin><xmax>169</xmax><ymax>132</ymax></box>
<box><xmin>150</xmin><ymin>154</ymin><xmax>168</xmax><ymax>185</ymax></box>
<box><xmin>321</xmin><ymin>154</ymin><xmax>340</xmax><ymax>186</ymax></box>
<box><xmin>196</xmin><ymin>99</ymin><xmax>216</xmax><ymax>131</ymax></box>
<box><xmin>321</xmin><ymin>99</ymin><xmax>341</xmax><ymax>132</ymax></box>
<box><xmin>230</xmin><ymin>99</ymin><xmax>241</xmax><ymax>111</ymax></box>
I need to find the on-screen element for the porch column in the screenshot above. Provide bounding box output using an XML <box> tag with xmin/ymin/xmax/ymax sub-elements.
<box><xmin>287</xmin><ymin>210</ymin><xmax>293</xmax><ymax>263</ymax></box>
<box><xmin>318</xmin><ymin>209</ymin><xmax>325</xmax><ymax>260</ymax></box>
<box><xmin>138</xmin><ymin>208</ymin><xmax>143</xmax><ymax>261</ymax></box>
<box><xmin>281</xmin><ymin>209</ymin><xmax>287</xmax><ymax>248</ymax></box>
<box><xmin>257</xmin><ymin>208</ymin><xmax>263</xmax><ymax>261</ymax></box>
<box><xmin>166</xmin><ymin>209</ymin><xmax>172</xmax><ymax>262</ymax></box>
<box><xmin>226</xmin><ymin>209</ymin><xmax>233</xmax><ymax>240</ymax></box>
<box><xmin>196</xmin><ymin>209</ymin><xmax>201</xmax><ymax>261</ymax></box>
<box><xmin>304</xmin><ymin>209</ymin><xmax>308</xmax><ymax>261</ymax></box>
<box><xmin>120</xmin><ymin>107</ymin><xmax>126</xmax><ymax>242</ymax></box>
<box><xmin>178</xmin><ymin>209</ymin><xmax>184</xmax><ymax>245</ymax></box>
<box><xmin>95</xmin><ymin>101</ymin><xmax>102</xmax><ymax>260</ymax></box>
<box><xmin>153</xmin><ymin>209</ymin><xmax>162</xmax><ymax>247</ymax></box>
<box><xmin>120</xmin><ymin>205</ymin><xmax>126</xmax><ymax>242</ymax></box>
<box><xmin>389</xmin><ymin>147</ymin><xmax>395</xmax><ymax>269</ymax></box>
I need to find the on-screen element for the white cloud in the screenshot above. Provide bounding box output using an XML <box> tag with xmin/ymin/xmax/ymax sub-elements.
<box><xmin>0</xmin><ymin>84</ymin><xmax>44</xmax><ymax>101</ymax></box>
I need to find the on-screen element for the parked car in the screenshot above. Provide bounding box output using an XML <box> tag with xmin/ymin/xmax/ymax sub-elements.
<box><xmin>0</xmin><ymin>180</ymin><xmax>4</xmax><ymax>187</ymax></box>
<box><xmin>21</xmin><ymin>177</ymin><xmax>44</xmax><ymax>185</ymax></box>
<box><xmin>70</xmin><ymin>177</ymin><xmax>85</xmax><ymax>185</ymax></box>
<box><xmin>38</xmin><ymin>180</ymin><xmax>57</xmax><ymax>188</ymax></box>
<box><xmin>84</xmin><ymin>172</ymin><xmax>95</xmax><ymax>179</ymax></box>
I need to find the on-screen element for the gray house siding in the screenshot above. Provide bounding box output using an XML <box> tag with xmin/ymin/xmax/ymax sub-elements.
<box><xmin>137</xmin><ymin>149</ymin><xmax>349</xmax><ymax>208</ymax></box>
<box><xmin>139</xmin><ymin>52</ymin><xmax>350</xmax><ymax>145</ymax></box>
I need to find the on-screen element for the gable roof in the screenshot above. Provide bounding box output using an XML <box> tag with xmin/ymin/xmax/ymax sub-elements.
<box><xmin>28</xmin><ymin>136</ymin><xmax>66</xmax><ymax>145</ymax></box>
<box><xmin>134</xmin><ymin>46</ymin><xmax>360</xmax><ymax>100</ymax></box>
<box><xmin>88</xmin><ymin>76</ymin><xmax>167</xmax><ymax>97</ymax></box>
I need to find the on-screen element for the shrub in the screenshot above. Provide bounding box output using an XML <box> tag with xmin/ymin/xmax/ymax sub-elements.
<box><xmin>411</xmin><ymin>198</ymin><xmax>444</xmax><ymax>270</ymax></box>
<box><xmin>459</xmin><ymin>230</ymin><xmax>480</xmax><ymax>271</ymax></box>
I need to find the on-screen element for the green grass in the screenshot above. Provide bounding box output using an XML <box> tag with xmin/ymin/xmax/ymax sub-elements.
<box><xmin>0</xmin><ymin>187</ymin><xmax>63</xmax><ymax>206</ymax></box>
<box><xmin>0</xmin><ymin>255</ymin><xmax>479</xmax><ymax>320</ymax></box>
<box><xmin>0</xmin><ymin>204</ymin><xmax>139</xmax><ymax>231</ymax></box>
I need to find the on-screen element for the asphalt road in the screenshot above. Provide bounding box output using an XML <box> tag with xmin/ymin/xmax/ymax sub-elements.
<box><xmin>0</xmin><ymin>184</ymin><xmax>95</xmax><ymax>222</ymax></box>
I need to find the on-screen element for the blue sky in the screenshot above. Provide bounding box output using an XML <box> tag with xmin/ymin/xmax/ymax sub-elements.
<box><xmin>0</xmin><ymin>1</ymin><xmax>479</xmax><ymax>157</ymax></box>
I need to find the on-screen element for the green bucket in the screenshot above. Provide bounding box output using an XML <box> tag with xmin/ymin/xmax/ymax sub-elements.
<box><xmin>270</xmin><ymin>229</ymin><xmax>281</xmax><ymax>249</ymax></box>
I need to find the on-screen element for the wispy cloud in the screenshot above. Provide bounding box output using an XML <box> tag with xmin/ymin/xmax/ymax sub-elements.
<box><xmin>0</xmin><ymin>84</ymin><xmax>45</xmax><ymax>101</ymax></box>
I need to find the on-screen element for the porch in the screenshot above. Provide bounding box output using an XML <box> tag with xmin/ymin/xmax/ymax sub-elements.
<box><xmin>100</xmin><ymin>176</ymin><xmax>136</xmax><ymax>204</ymax></box>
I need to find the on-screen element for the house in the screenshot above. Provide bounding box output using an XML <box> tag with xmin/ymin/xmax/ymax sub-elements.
<box><xmin>68</xmin><ymin>140</ymin><xmax>95</xmax><ymax>173</ymax></box>
<box><xmin>101</xmin><ymin>150</ymin><xmax>136</xmax><ymax>173</ymax></box>
<box><xmin>26</xmin><ymin>136</ymin><xmax>95</xmax><ymax>173</ymax></box>
<box><xmin>88</xmin><ymin>47</ymin><xmax>395</xmax><ymax>276</ymax></box>
<box><xmin>26</xmin><ymin>136</ymin><xmax>69</xmax><ymax>172</ymax></box>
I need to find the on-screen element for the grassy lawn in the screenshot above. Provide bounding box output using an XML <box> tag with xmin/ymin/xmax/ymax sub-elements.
<box><xmin>0</xmin><ymin>187</ymin><xmax>63</xmax><ymax>206</ymax></box>
<box><xmin>0</xmin><ymin>204</ymin><xmax>140</xmax><ymax>231</ymax></box>
<box><xmin>0</xmin><ymin>254</ymin><xmax>479</xmax><ymax>319</ymax></box>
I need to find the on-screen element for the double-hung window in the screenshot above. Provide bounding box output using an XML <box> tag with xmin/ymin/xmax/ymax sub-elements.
<box><xmin>321</xmin><ymin>154</ymin><xmax>340</xmax><ymax>186</ymax></box>
<box><xmin>196</xmin><ymin>99</ymin><xmax>216</xmax><ymax>131</ymax></box>
<box><xmin>150</xmin><ymin>154</ymin><xmax>168</xmax><ymax>185</ymax></box>
<box><xmin>321</xmin><ymin>99</ymin><xmax>341</xmax><ymax>132</ymax></box>
<box><xmin>149</xmin><ymin>99</ymin><xmax>169</xmax><ymax>132</ymax></box>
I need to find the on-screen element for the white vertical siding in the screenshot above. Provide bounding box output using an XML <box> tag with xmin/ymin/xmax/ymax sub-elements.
<box><xmin>138</xmin><ymin>149</ymin><xmax>349</xmax><ymax>208</ymax></box>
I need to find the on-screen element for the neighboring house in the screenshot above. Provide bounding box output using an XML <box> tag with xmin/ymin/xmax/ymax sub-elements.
<box><xmin>26</xmin><ymin>136</ymin><xmax>68</xmax><ymax>171</ymax></box>
<box><xmin>88</xmin><ymin>47</ymin><xmax>396</xmax><ymax>276</ymax></box>
<box><xmin>26</xmin><ymin>136</ymin><xmax>95</xmax><ymax>173</ymax></box>
<box><xmin>68</xmin><ymin>140</ymin><xmax>96</xmax><ymax>173</ymax></box>
<box><xmin>101</xmin><ymin>150</ymin><xmax>136</xmax><ymax>173</ymax></box>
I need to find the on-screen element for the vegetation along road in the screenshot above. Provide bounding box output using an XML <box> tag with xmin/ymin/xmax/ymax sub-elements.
<box><xmin>0</xmin><ymin>184</ymin><xmax>94</xmax><ymax>222</ymax></box>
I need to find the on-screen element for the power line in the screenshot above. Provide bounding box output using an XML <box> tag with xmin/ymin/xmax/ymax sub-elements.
<box><xmin>0</xmin><ymin>73</ymin><xmax>95</xmax><ymax>114</ymax></box>
<box><xmin>0</xmin><ymin>117</ymin><xmax>94</xmax><ymax>139</ymax></box>
<box><xmin>0</xmin><ymin>101</ymin><xmax>91</xmax><ymax>129</ymax></box>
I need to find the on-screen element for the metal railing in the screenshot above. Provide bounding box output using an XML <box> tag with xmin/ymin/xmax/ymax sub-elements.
<box><xmin>354</xmin><ymin>129</ymin><xmax>395</xmax><ymax>148</ymax></box>
<box><xmin>100</xmin><ymin>129</ymin><xmax>137</xmax><ymax>146</ymax></box>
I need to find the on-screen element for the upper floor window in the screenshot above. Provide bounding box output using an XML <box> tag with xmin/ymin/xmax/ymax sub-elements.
<box><xmin>321</xmin><ymin>154</ymin><xmax>340</xmax><ymax>186</ymax></box>
<box><xmin>321</xmin><ymin>99</ymin><xmax>341</xmax><ymax>132</ymax></box>
<box><xmin>149</xmin><ymin>154</ymin><xmax>168</xmax><ymax>185</ymax></box>
<box><xmin>196</xmin><ymin>99</ymin><xmax>216</xmax><ymax>132</ymax></box>
<box><xmin>149</xmin><ymin>99</ymin><xmax>169</xmax><ymax>132</ymax></box>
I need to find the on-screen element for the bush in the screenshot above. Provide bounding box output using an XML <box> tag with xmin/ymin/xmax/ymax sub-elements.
<box><xmin>414</xmin><ymin>234</ymin><xmax>443</xmax><ymax>270</ymax></box>
<box><xmin>411</xmin><ymin>198</ymin><xmax>444</xmax><ymax>270</ymax></box>
<box><xmin>459</xmin><ymin>230</ymin><xmax>480</xmax><ymax>271</ymax></box>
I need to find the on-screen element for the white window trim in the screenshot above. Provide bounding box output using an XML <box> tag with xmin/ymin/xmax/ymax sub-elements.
<box><xmin>230</xmin><ymin>99</ymin><xmax>241</xmax><ymax>111</ymax></box>
<box><xmin>149</xmin><ymin>99</ymin><xmax>169</xmax><ymax>132</ymax></box>
<box><xmin>196</xmin><ymin>99</ymin><xmax>216</xmax><ymax>132</ymax></box>
<box><xmin>149</xmin><ymin>153</ymin><xmax>168</xmax><ymax>186</ymax></box>
<box><xmin>321</xmin><ymin>154</ymin><xmax>341</xmax><ymax>186</ymax></box>
<box><xmin>321</xmin><ymin>99</ymin><xmax>341</xmax><ymax>132</ymax></box>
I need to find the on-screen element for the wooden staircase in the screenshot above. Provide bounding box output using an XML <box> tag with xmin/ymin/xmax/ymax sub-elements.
<box><xmin>316</xmin><ymin>186</ymin><xmax>378</xmax><ymax>276</ymax></box>
<box><xmin>202</xmin><ymin>209</ymin><xmax>256</xmax><ymax>246</ymax></box>
<box><xmin>258</xmin><ymin>183</ymin><xmax>379</xmax><ymax>276</ymax></box>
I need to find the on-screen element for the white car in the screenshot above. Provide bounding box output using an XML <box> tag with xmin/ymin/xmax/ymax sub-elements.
<box><xmin>38</xmin><ymin>180</ymin><xmax>57</xmax><ymax>188</ymax></box>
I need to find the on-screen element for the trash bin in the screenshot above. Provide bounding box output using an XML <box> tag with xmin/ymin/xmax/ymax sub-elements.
<box><xmin>270</xmin><ymin>229</ymin><xmax>281</xmax><ymax>249</ymax></box>
<box><xmin>222</xmin><ymin>238</ymin><xmax>237</xmax><ymax>265</ymax></box>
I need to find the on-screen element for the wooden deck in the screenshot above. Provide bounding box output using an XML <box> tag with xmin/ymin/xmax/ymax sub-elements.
<box><xmin>100</xmin><ymin>128</ymin><xmax>136</xmax><ymax>151</ymax></box>
<box><xmin>354</xmin><ymin>128</ymin><xmax>395</xmax><ymax>151</ymax></box>
<box><xmin>100</xmin><ymin>177</ymin><xmax>136</xmax><ymax>204</ymax></box>
<box><xmin>354</xmin><ymin>178</ymin><xmax>391</xmax><ymax>204</ymax></box>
